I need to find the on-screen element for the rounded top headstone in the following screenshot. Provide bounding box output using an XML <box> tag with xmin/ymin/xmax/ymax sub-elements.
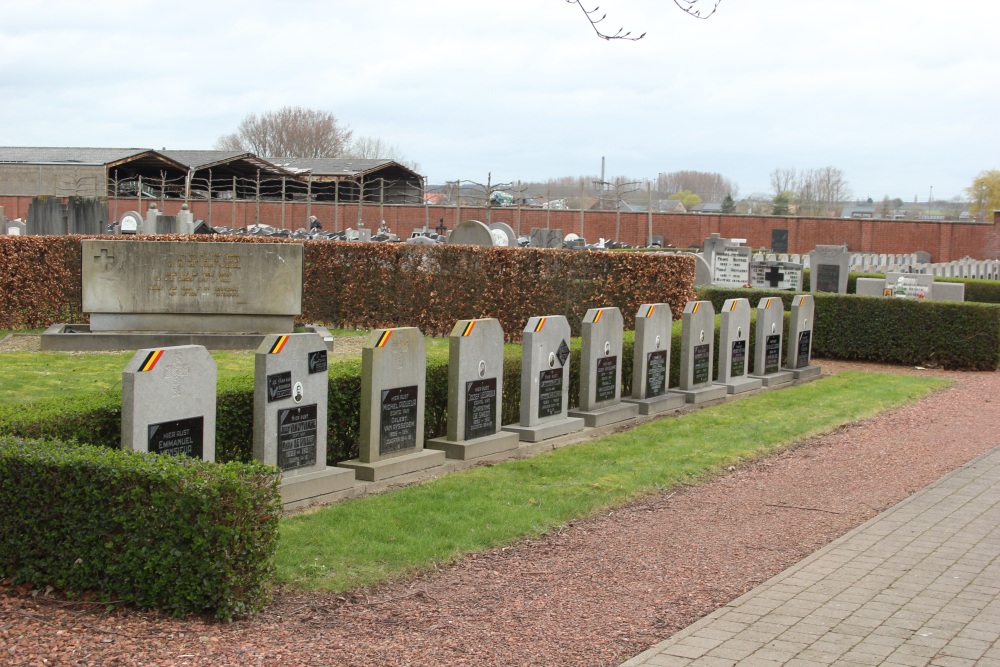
<box><xmin>489</xmin><ymin>222</ymin><xmax>517</xmax><ymax>246</ymax></box>
<box><xmin>447</xmin><ymin>220</ymin><xmax>495</xmax><ymax>247</ymax></box>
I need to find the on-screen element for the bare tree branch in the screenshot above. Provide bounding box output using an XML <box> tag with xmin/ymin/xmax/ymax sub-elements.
<box><xmin>672</xmin><ymin>0</ymin><xmax>724</xmax><ymax>20</ymax></box>
<box><xmin>567</xmin><ymin>0</ymin><xmax>645</xmax><ymax>41</ymax></box>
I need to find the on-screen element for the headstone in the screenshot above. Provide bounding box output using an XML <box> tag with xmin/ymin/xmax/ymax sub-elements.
<box><xmin>749</xmin><ymin>297</ymin><xmax>794</xmax><ymax>386</ymax></box>
<box><xmin>448</xmin><ymin>220</ymin><xmax>495</xmax><ymax>247</ymax></box>
<box><xmin>623</xmin><ymin>303</ymin><xmax>685</xmax><ymax>415</ymax></box>
<box><xmin>783</xmin><ymin>295</ymin><xmax>822</xmax><ymax>380</ymax></box>
<box><xmin>489</xmin><ymin>222</ymin><xmax>517</xmax><ymax>247</ymax></box>
<box><xmin>691</xmin><ymin>253</ymin><xmax>714</xmax><ymax>286</ymax></box>
<box><xmin>253</xmin><ymin>333</ymin><xmax>354</xmax><ymax>506</ymax></box>
<box><xmin>712</xmin><ymin>245</ymin><xmax>751</xmax><ymax>287</ymax></box>
<box><xmin>426</xmin><ymin>318</ymin><xmax>519</xmax><ymax>460</ymax></box>
<box><xmin>809</xmin><ymin>245</ymin><xmax>850</xmax><ymax>294</ymax></box>
<box><xmin>931</xmin><ymin>282</ymin><xmax>965</xmax><ymax>302</ymax></box>
<box><xmin>855</xmin><ymin>277</ymin><xmax>885</xmax><ymax>296</ymax></box>
<box><xmin>749</xmin><ymin>261</ymin><xmax>803</xmax><ymax>291</ymax></box>
<box><xmin>884</xmin><ymin>272</ymin><xmax>934</xmax><ymax>299</ymax></box>
<box><xmin>502</xmin><ymin>315</ymin><xmax>584</xmax><ymax>442</ymax></box>
<box><xmin>117</xmin><ymin>210</ymin><xmax>140</xmax><ymax>235</ymax></box>
<box><xmin>121</xmin><ymin>345</ymin><xmax>216</xmax><ymax>461</ymax></box>
<box><xmin>339</xmin><ymin>327</ymin><xmax>445</xmax><ymax>481</ymax></box>
<box><xmin>406</xmin><ymin>235</ymin><xmax>438</xmax><ymax>245</ymax></box>
<box><xmin>914</xmin><ymin>251</ymin><xmax>932</xmax><ymax>264</ymax></box>
<box><xmin>715</xmin><ymin>298</ymin><xmax>763</xmax><ymax>394</ymax></box>
<box><xmin>568</xmin><ymin>307</ymin><xmax>638</xmax><ymax>427</ymax></box>
<box><xmin>530</xmin><ymin>228</ymin><xmax>563</xmax><ymax>249</ymax></box>
<box><xmin>670</xmin><ymin>301</ymin><xmax>727</xmax><ymax>404</ymax></box>
<box><xmin>702</xmin><ymin>233</ymin><xmax>729</xmax><ymax>266</ymax></box>
<box><xmin>5</xmin><ymin>219</ymin><xmax>26</xmax><ymax>235</ymax></box>
<box><xmin>771</xmin><ymin>229</ymin><xmax>789</xmax><ymax>253</ymax></box>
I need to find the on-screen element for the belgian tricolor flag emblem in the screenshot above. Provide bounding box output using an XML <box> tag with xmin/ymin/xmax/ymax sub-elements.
<box><xmin>138</xmin><ymin>349</ymin><xmax>164</xmax><ymax>372</ymax></box>
<box><xmin>268</xmin><ymin>335</ymin><xmax>289</xmax><ymax>354</ymax></box>
<box><xmin>461</xmin><ymin>321</ymin><xmax>476</xmax><ymax>337</ymax></box>
<box><xmin>533</xmin><ymin>317</ymin><xmax>547</xmax><ymax>332</ymax></box>
<box><xmin>376</xmin><ymin>330</ymin><xmax>393</xmax><ymax>347</ymax></box>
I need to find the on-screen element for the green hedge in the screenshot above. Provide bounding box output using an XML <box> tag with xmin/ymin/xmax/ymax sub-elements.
<box><xmin>0</xmin><ymin>437</ymin><xmax>281</xmax><ymax>619</ymax></box>
<box><xmin>801</xmin><ymin>269</ymin><xmax>1000</xmax><ymax>304</ymax></box>
<box><xmin>697</xmin><ymin>287</ymin><xmax>1000</xmax><ymax>370</ymax></box>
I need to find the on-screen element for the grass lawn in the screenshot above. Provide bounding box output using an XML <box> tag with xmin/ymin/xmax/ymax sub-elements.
<box><xmin>275</xmin><ymin>371</ymin><xmax>947</xmax><ymax>592</ymax></box>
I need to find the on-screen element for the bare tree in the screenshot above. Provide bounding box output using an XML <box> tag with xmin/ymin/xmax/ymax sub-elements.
<box><xmin>795</xmin><ymin>167</ymin><xmax>850</xmax><ymax>217</ymax></box>
<box><xmin>568</xmin><ymin>0</ymin><xmax>722</xmax><ymax>40</ymax></box>
<box><xmin>657</xmin><ymin>170</ymin><xmax>737</xmax><ymax>202</ymax></box>
<box><xmin>214</xmin><ymin>106</ymin><xmax>353</xmax><ymax>158</ymax></box>
<box><xmin>345</xmin><ymin>136</ymin><xmax>421</xmax><ymax>173</ymax></box>
<box><xmin>769</xmin><ymin>168</ymin><xmax>797</xmax><ymax>197</ymax></box>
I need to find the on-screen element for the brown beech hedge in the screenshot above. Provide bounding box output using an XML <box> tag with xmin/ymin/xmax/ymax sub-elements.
<box><xmin>0</xmin><ymin>236</ymin><xmax>696</xmax><ymax>337</ymax></box>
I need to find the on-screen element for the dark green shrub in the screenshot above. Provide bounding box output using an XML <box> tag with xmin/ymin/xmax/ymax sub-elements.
<box><xmin>0</xmin><ymin>437</ymin><xmax>281</xmax><ymax>619</ymax></box>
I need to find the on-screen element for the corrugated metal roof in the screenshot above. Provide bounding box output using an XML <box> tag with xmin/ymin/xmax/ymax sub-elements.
<box><xmin>0</xmin><ymin>146</ymin><xmax>154</xmax><ymax>165</ymax></box>
<box><xmin>160</xmin><ymin>150</ymin><xmax>294</xmax><ymax>176</ymax></box>
<box><xmin>269</xmin><ymin>158</ymin><xmax>399</xmax><ymax>177</ymax></box>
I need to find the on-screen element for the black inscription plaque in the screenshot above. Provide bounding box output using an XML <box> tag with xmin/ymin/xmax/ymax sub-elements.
<box><xmin>148</xmin><ymin>416</ymin><xmax>204</xmax><ymax>458</ymax></box>
<box><xmin>765</xmin><ymin>334</ymin><xmax>781</xmax><ymax>374</ymax></box>
<box><xmin>730</xmin><ymin>339</ymin><xmax>746</xmax><ymax>378</ymax></box>
<box><xmin>380</xmin><ymin>385</ymin><xmax>418</xmax><ymax>455</ymax></box>
<box><xmin>464</xmin><ymin>378</ymin><xmax>497</xmax><ymax>440</ymax></box>
<box><xmin>595</xmin><ymin>355</ymin><xmax>618</xmax><ymax>402</ymax></box>
<box><xmin>645</xmin><ymin>350</ymin><xmax>667</xmax><ymax>398</ymax></box>
<box><xmin>267</xmin><ymin>371</ymin><xmax>292</xmax><ymax>402</ymax></box>
<box><xmin>815</xmin><ymin>264</ymin><xmax>841</xmax><ymax>292</ymax></box>
<box><xmin>277</xmin><ymin>404</ymin><xmax>317</xmax><ymax>471</ymax></box>
<box><xmin>692</xmin><ymin>343</ymin><xmax>711</xmax><ymax>385</ymax></box>
<box><xmin>771</xmin><ymin>228</ymin><xmax>789</xmax><ymax>254</ymax></box>
<box><xmin>797</xmin><ymin>330</ymin><xmax>812</xmax><ymax>368</ymax></box>
<box><xmin>307</xmin><ymin>350</ymin><xmax>328</xmax><ymax>374</ymax></box>
<box><xmin>538</xmin><ymin>368</ymin><xmax>563</xmax><ymax>418</ymax></box>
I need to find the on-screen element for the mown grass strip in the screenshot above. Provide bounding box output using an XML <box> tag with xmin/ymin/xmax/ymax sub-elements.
<box><xmin>276</xmin><ymin>371</ymin><xmax>947</xmax><ymax>591</ymax></box>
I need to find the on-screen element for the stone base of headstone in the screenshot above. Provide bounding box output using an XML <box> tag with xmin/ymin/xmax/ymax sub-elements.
<box><xmin>716</xmin><ymin>376</ymin><xmax>763</xmax><ymax>395</ymax></box>
<box><xmin>668</xmin><ymin>384</ymin><xmax>728</xmax><ymax>405</ymax></box>
<box><xmin>426</xmin><ymin>430</ymin><xmax>521</xmax><ymax>461</ymax></box>
<box><xmin>622</xmin><ymin>393</ymin><xmax>686</xmax><ymax>416</ymax></box>
<box><xmin>502</xmin><ymin>416</ymin><xmax>585</xmax><ymax>443</ymax></box>
<box><xmin>786</xmin><ymin>364</ymin><xmax>822</xmax><ymax>381</ymax></box>
<box><xmin>568</xmin><ymin>402</ymin><xmax>639</xmax><ymax>428</ymax></box>
<box><xmin>279</xmin><ymin>467</ymin><xmax>356</xmax><ymax>507</ymax></box>
<box><xmin>41</xmin><ymin>323</ymin><xmax>279</xmax><ymax>352</ymax></box>
<box><xmin>749</xmin><ymin>370</ymin><xmax>795</xmax><ymax>387</ymax></box>
<box><xmin>338</xmin><ymin>448</ymin><xmax>445</xmax><ymax>482</ymax></box>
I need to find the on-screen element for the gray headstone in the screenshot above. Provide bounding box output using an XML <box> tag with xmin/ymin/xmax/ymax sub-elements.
<box><xmin>502</xmin><ymin>315</ymin><xmax>584</xmax><ymax>442</ymax></box>
<box><xmin>672</xmin><ymin>301</ymin><xmax>727</xmax><ymax>404</ymax></box>
<box><xmin>624</xmin><ymin>303</ymin><xmax>685</xmax><ymax>415</ymax></box>
<box><xmin>691</xmin><ymin>253</ymin><xmax>714</xmax><ymax>286</ymax></box>
<box><xmin>855</xmin><ymin>277</ymin><xmax>884</xmax><ymax>296</ymax></box>
<box><xmin>702</xmin><ymin>233</ymin><xmax>729</xmax><ymax>266</ymax></box>
<box><xmin>750</xmin><ymin>297</ymin><xmax>793</xmax><ymax>386</ymax></box>
<box><xmin>489</xmin><ymin>222</ymin><xmax>517</xmax><ymax>246</ymax></box>
<box><xmin>5</xmin><ymin>219</ymin><xmax>26</xmax><ymax>235</ymax></box>
<box><xmin>568</xmin><ymin>307</ymin><xmax>638</xmax><ymax>427</ymax></box>
<box><xmin>121</xmin><ymin>345</ymin><xmax>216</xmax><ymax>461</ymax></box>
<box><xmin>406</xmin><ymin>235</ymin><xmax>438</xmax><ymax>245</ymax></box>
<box><xmin>712</xmin><ymin>246</ymin><xmax>751</xmax><ymax>287</ymax></box>
<box><xmin>715</xmin><ymin>298</ymin><xmax>762</xmax><ymax>394</ymax></box>
<box><xmin>784</xmin><ymin>294</ymin><xmax>821</xmax><ymax>379</ymax></box>
<box><xmin>529</xmin><ymin>228</ymin><xmax>563</xmax><ymax>249</ymax></box>
<box><xmin>426</xmin><ymin>318</ymin><xmax>519</xmax><ymax>460</ymax></box>
<box><xmin>448</xmin><ymin>219</ymin><xmax>495</xmax><ymax>246</ymax></box>
<box><xmin>931</xmin><ymin>282</ymin><xmax>965</xmax><ymax>301</ymax></box>
<box><xmin>884</xmin><ymin>273</ymin><xmax>934</xmax><ymax>299</ymax></box>
<box><xmin>82</xmin><ymin>239</ymin><xmax>302</xmax><ymax>333</ymax></box>
<box><xmin>809</xmin><ymin>245</ymin><xmax>850</xmax><ymax>294</ymax></box>
<box><xmin>119</xmin><ymin>210</ymin><xmax>142</xmax><ymax>234</ymax></box>
<box><xmin>750</xmin><ymin>261</ymin><xmax>803</xmax><ymax>291</ymax></box>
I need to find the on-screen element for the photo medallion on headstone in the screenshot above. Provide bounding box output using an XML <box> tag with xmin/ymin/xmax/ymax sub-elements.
<box><xmin>569</xmin><ymin>307</ymin><xmax>638</xmax><ymax>427</ymax></box>
<box><xmin>253</xmin><ymin>333</ymin><xmax>354</xmax><ymax>507</ymax></box>
<box><xmin>669</xmin><ymin>301</ymin><xmax>727</xmax><ymax>405</ymax></box>
<box><xmin>121</xmin><ymin>345</ymin><xmax>216</xmax><ymax>461</ymax></box>
<box><xmin>783</xmin><ymin>294</ymin><xmax>822</xmax><ymax>380</ymax></box>
<box><xmin>502</xmin><ymin>315</ymin><xmax>584</xmax><ymax>442</ymax></box>
<box><xmin>624</xmin><ymin>303</ymin><xmax>685</xmax><ymax>414</ymax></box>
<box><xmin>339</xmin><ymin>327</ymin><xmax>445</xmax><ymax>481</ymax></box>
<box><xmin>715</xmin><ymin>298</ymin><xmax>762</xmax><ymax>394</ymax></box>
<box><xmin>427</xmin><ymin>318</ymin><xmax>520</xmax><ymax>459</ymax></box>
<box><xmin>749</xmin><ymin>297</ymin><xmax>794</xmax><ymax>386</ymax></box>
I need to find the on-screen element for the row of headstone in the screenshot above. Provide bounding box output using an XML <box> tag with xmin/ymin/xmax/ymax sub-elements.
<box><xmin>702</xmin><ymin>235</ymin><xmax>806</xmax><ymax>291</ymax></box>
<box><xmin>119</xmin><ymin>298</ymin><xmax>821</xmax><ymax>502</ymax></box>
<box><xmin>4</xmin><ymin>219</ymin><xmax>26</xmax><ymax>235</ymax></box>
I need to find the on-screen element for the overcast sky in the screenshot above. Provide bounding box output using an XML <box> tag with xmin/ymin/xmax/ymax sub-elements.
<box><xmin>2</xmin><ymin>0</ymin><xmax>997</xmax><ymax>202</ymax></box>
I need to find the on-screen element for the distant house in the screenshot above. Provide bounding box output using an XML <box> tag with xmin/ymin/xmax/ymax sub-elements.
<box><xmin>841</xmin><ymin>205</ymin><xmax>877</xmax><ymax>219</ymax></box>
<box><xmin>690</xmin><ymin>202</ymin><xmax>722</xmax><ymax>214</ymax></box>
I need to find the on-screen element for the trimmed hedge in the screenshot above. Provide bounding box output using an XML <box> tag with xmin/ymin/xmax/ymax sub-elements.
<box><xmin>697</xmin><ymin>287</ymin><xmax>1000</xmax><ymax>370</ymax></box>
<box><xmin>801</xmin><ymin>269</ymin><xmax>1000</xmax><ymax>304</ymax></box>
<box><xmin>0</xmin><ymin>437</ymin><xmax>281</xmax><ymax>619</ymax></box>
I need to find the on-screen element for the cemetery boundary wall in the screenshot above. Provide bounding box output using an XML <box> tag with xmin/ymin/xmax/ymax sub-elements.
<box><xmin>3</xmin><ymin>196</ymin><xmax>998</xmax><ymax>262</ymax></box>
<box><xmin>0</xmin><ymin>235</ymin><xmax>696</xmax><ymax>335</ymax></box>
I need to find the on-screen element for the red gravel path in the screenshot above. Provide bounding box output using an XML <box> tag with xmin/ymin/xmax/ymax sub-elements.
<box><xmin>3</xmin><ymin>362</ymin><xmax>998</xmax><ymax>667</ymax></box>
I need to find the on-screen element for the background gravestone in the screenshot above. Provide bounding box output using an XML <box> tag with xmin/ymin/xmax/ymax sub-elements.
<box><xmin>715</xmin><ymin>298</ymin><xmax>763</xmax><ymax>394</ymax></box>
<box><xmin>529</xmin><ymin>228</ymin><xmax>563</xmax><ymax>249</ymax></box>
<box><xmin>702</xmin><ymin>233</ymin><xmax>729</xmax><ymax>267</ymax></box>
<box><xmin>5</xmin><ymin>219</ymin><xmax>26</xmax><ymax>235</ymax></box>
<box><xmin>447</xmin><ymin>220</ymin><xmax>495</xmax><ymax>246</ymax></box>
<box><xmin>339</xmin><ymin>327</ymin><xmax>444</xmax><ymax>481</ymax></box>
<box><xmin>502</xmin><ymin>315</ymin><xmax>584</xmax><ymax>442</ymax></box>
<box><xmin>121</xmin><ymin>345</ymin><xmax>216</xmax><ymax>461</ymax></box>
<box><xmin>750</xmin><ymin>260</ymin><xmax>803</xmax><ymax>291</ymax></box>
<box><xmin>712</xmin><ymin>246</ymin><xmax>751</xmax><ymax>287</ymax></box>
<box><xmin>568</xmin><ymin>307</ymin><xmax>638</xmax><ymax>427</ymax></box>
<box><xmin>884</xmin><ymin>273</ymin><xmax>934</xmax><ymax>299</ymax></box>
<box><xmin>690</xmin><ymin>253</ymin><xmax>714</xmax><ymax>286</ymax></box>
<box><xmin>784</xmin><ymin>294</ymin><xmax>822</xmax><ymax>380</ymax></box>
<box><xmin>771</xmin><ymin>229</ymin><xmax>789</xmax><ymax>253</ymax></box>
<box><xmin>750</xmin><ymin>297</ymin><xmax>794</xmax><ymax>386</ymax></box>
<box><xmin>426</xmin><ymin>318</ymin><xmax>519</xmax><ymax>460</ymax></box>
<box><xmin>253</xmin><ymin>333</ymin><xmax>354</xmax><ymax>507</ymax></box>
<box><xmin>809</xmin><ymin>245</ymin><xmax>850</xmax><ymax>293</ymax></box>
<box><xmin>671</xmin><ymin>301</ymin><xmax>727</xmax><ymax>404</ymax></box>
<box><xmin>624</xmin><ymin>303</ymin><xmax>685</xmax><ymax>415</ymax></box>
<box><xmin>489</xmin><ymin>222</ymin><xmax>517</xmax><ymax>246</ymax></box>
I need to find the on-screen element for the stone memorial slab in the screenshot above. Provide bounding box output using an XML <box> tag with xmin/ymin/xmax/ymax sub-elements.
<box><xmin>884</xmin><ymin>272</ymin><xmax>934</xmax><ymax>299</ymax></box>
<box><xmin>691</xmin><ymin>253</ymin><xmax>714</xmax><ymax>286</ymax></box>
<box><xmin>670</xmin><ymin>301</ymin><xmax>727</xmax><ymax>404</ymax></box>
<box><xmin>339</xmin><ymin>327</ymin><xmax>444</xmax><ymax>481</ymax></box>
<box><xmin>447</xmin><ymin>220</ymin><xmax>495</xmax><ymax>247</ymax></box>
<box><xmin>529</xmin><ymin>228</ymin><xmax>564</xmax><ymax>249</ymax></box>
<box><xmin>426</xmin><ymin>319</ymin><xmax>519</xmax><ymax>460</ymax></box>
<box><xmin>623</xmin><ymin>303</ymin><xmax>685</xmax><ymax>415</ymax></box>
<box><xmin>568</xmin><ymin>307</ymin><xmax>638</xmax><ymax>427</ymax></box>
<box><xmin>702</xmin><ymin>233</ymin><xmax>729</xmax><ymax>267</ymax></box>
<box><xmin>809</xmin><ymin>245</ymin><xmax>850</xmax><ymax>294</ymax></box>
<box><xmin>715</xmin><ymin>298</ymin><xmax>763</xmax><ymax>394</ymax></box>
<box><xmin>783</xmin><ymin>294</ymin><xmax>822</xmax><ymax>380</ymax></box>
<box><xmin>502</xmin><ymin>315</ymin><xmax>584</xmax><ymax>442</ymax></box>
<box><xmin>489</xmin><ymin>222</ymin><xmax>517</xmax><ymax>247</ymax></box>
<box><xmin>5</xmin><ymin>219</ymin><xmax>26</xmax><ymax>235</ymax></box>
<box><xmin>253</xmin><ymin>333</ymin><xmax>354</xmax><ymax>506</ymax></box>
<box><xmin>712</xmin><ymin>245</ymin><xmax>751</xmax><ymax>287</ymax></box>
<box><xmin>750</xmin><ymin>261</ymin><xmax>803</xmax><ymax>291</ymax></box>
<box><xmin>121</xmin><ymin>345</ymin><xmax>216</xmax><ymax>461</ymax></box>
<box><xmin>749</xmin><ymin>297</ymin><xmax>794</xmax><ymax>386</ymax></box>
